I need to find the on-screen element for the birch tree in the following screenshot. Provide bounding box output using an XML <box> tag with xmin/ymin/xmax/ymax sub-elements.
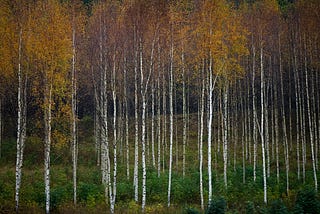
<box><xmin>27</xmin><ymin>1</ymin><xmax>72</xmax><ymax>213</ymax></box>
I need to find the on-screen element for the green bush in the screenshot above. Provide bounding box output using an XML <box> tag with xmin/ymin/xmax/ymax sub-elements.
<box><xmin>50</xmin><ymin>185</ymin><xmax>72</xmax><ymax>209</ymax></box>
<box><xmin>24</xmin><ymin>136</ymin><xmax>43</xmax><ymax>168</ymax></box>
<box><xmin>245</xmin><ymin>201</ymin><xmax>255</xmax><ymax>214</ymax></box>
<box><xmin>172</xmin><ymin>172</ymin><xmax>199</xmax><ymax>204</ymax></box>
<box><xmin>184</xmin><ymin>206</ymin><xmax>200</xmax><ymax>214</ymax></box>
<box><xmin>268</xmin><ymin>199</ymin><xmax>288</xmax><ymax>214</ymax></box>
<box><xmin>294</xmin><ymin>188</ymin><xmax>320</xmax><ymax>214</ymax></box>
<box><xmin>117</xmin><ymin>181</ymin><xmax>134</xmax><ymax>202</ymax></box>
<box><xmin>205</xmin><ymin>197</ymin><xmax>226</xmax><ymax>214</ymax></box>
<box><xmin>147</xmin><ymin>170</ymin><xmax>167</xmax><ymax>203</ymax></box>
<box><xmin>77</xmin><ymin>182</ymin><xmax>104</xmax><ymax>205</ymax></box>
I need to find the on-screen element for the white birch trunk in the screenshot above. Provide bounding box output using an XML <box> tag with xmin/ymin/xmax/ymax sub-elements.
<box><xmin>302</xmin><ymin>88</ymin><xmax>307</xmax><ymax>183</ymax></box>
<box><xmin>304</xmin><ymin>36</ymin><xmax>317</xmax><ymax>191</ymax></box>
<box><xmin>271</xmin><ymin>81</ymin><xmax>275</xmax><ymax>162</ymax></box>
<box><xmin>124</xmin><ymin>56</ymin><xmax>129</xmax><ymax>180</ymax></box>
<box><xmin>312</xmin><ymin>75</ymin><xmax>318</xmax><ymax>170</ymax></box>
<box><xmin>252</xmin><ymin>43</ymin><xmax>257</xmax><ymax>182</ymax></box>
<box><xmin>101</xmin><ymin>90</ymin><xmax>109</xmax><ymax>205</ymax></box>
<box><xmin>223</xmin><ymin>85</ymin><xmax>228</xmax><ymax>188</ymax></box>
<box><xmin>71</xmin><ymin>20</ymin><xmax>78</xmax><ymax>206</ymax></box>
<box><xmin>247</xmin><ymin>78</ymin><xmax>251</xmax><ymax>164</ymax></box>
<box><xmin>141</xmin><ymin>95</ymin><xmax>147</xmax><ymax>212</ymax></box>
<box><xmin>299</xmin><ymin>33</ymin><xmax>306</xmax><ymax>183</ymax></box>
<box><xmin>167</xmin><ymin>39</ymin><xmax>174</xmax><ymax>207</ymax></box>
<box><xmin>92</xmin><ymin>71</ymin><xmax>101</xmax><ymax>167</ymax></box>
<box><xmin>44</xmin><ymin>81</ymin><xmax>53</xmax><ymax>214</ymax></box>
<box><xmin>274</xmin><ymin>74</ymin><xmax>280</xmax><ymax>183</ymax></box>
<box><xmin>157</xmin><ymin>43</ymin><xmax>161</xmax><ymax>177</ymax></box>
<box><xmin>293</xmin><ymin>42</ymin><xmax>300</xmax><ymax>180</ymax></box>
<box><xmin>260</xmin><ymin>45</ymin><xmax>267</xmax><ymax>204</ymax></box>
<box><xmin>133</xmin><ymin>27</ymin><xmax>139</xmax><ymax>202</ymax></box>
<box><xmin>141</xmin><ymin>35</ymin><xmax>156</xmax><ymax>210</ymax></box>
<box><xmin>182</xmin><ymin>52</ymin><xmax>187</xmax><ymax>178</ymax></box>
<box><xmin>199</xmin><ymin>66</ymin><xmax>205</xmax><ymax>210</ymax></box>
<box><xmin>110</xmin><ymin>54</ymin><xmax>117</xmax><ymax>213</ymax></box>
<box><xmin>101</xmin><ymin>59</ymin><xmax>109</xmax><ymax>205</ymax></box>
<box><xmin>162</xmin><ymin>70</ymin><xmax>166</xmax><ymax>173</ymax></box>
<box><xmin>265</xmin><ymin>76</ymin><xmax>270</xmax><ymax>178</ymax></box>
<box><xmin>207</xmin><ymin>55</ymin><xmax>213</xmax><ymax>203</ymax></box>
<box><xmin>241</xmin><ymin>91</ymin><xmax>246</xmax><ymax>184</ymax></box>
<box><xmin>279</xmin><ymin>36</ymin><xmax>289</xmax><ymax>195</ymax></box>
<box><xmin>157</xmin><ymin>75</ymin><xmax>161</xmax><ymax>177</ymax></box>
<box><xmin>151</xmin><ymin>80</ymin><xmax>155</xmax><ymax>167</ymax></box>
<box><xmin>15</xmin><ymin>29</ymin><xmax>27</xmax><ymax>212</ymax></box>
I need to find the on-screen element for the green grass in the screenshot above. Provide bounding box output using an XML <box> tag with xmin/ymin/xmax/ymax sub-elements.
<box><xmin>1</xmin><ymin>115</ymin><xmax>320</xmax><ymax>213</ymax></box>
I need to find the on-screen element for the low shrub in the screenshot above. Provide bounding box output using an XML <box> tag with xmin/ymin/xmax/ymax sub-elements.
<box><xmin>77</xmin><ymin>182</ymin><xmax>104</xmax><ymax>206</ymax></box>
<box><xmin>293</xmin><ymin>187</ymin><xmax>320</xmax><ymax>214</ymax></box>
<box><xmin>268</xmin><ymin>199</ymin><xmax>288</xmax><ymax>214</ymax></box>
<box><xmin>184</xmin><ymin>206</ymin><xmax>200</xmax><ymax>214</ymax></box>
<box><xmin>205</xmin><ymin>197</ymin><xmax>226</xmax><ymax>214</ymax></box>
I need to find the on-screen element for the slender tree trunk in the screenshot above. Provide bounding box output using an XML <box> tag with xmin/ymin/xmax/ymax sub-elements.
<box><xmin>71</xmin><ymin>19</ymin><xmax>78</xmax><ymax>206</ymax></box>
<box><xmin>247</xmin><ymin>76</ymin><xmax>251</xmax><ymax>164</ymax></box>
<box><xmin>146</xmin><ymin>107</ymin><xmax>150</xmax><ymax>165</ymax></box>
<box><xmin>167</xmin><ymin>38</ymin><xmax>174</xmax><ymax>207</ymax></box>
<box><xmin>162</xmin><ymin>69</ymin><xmax>166</xmax><ymax>173</ymax></box>
<box><xmin>252</xmin><ymin>42</ymin><xmax>257</xmax><ymax>182</ymax></box>
<box><xmin>207</xmin><ymin>55</ymin><xmax>213</xmax><ymax>203</ymax></box>
<box><xmin>133</xmin><ymin>27</ymin><xmax>139</xmax><ymax>202</ymax></box>
<box><xmin>241</xmin><ymin>88</ymin><xmax>246</xmax><ymax>184</ymax></box>
<box><xmin>15</xmin><ymin>29</ymin><xmax>27</xmax><ymax>213</ymax></box>
<box><xmin>273</xmin><ymin>71</ymin><xmax>280</xmax><ymax>183</ymax></box>
<box><xmin>93</xmin><ymin>71</ymin><xmax>101</xmax><ymax>167</ymax></box>
<box><xmin>44</xmin><ymin>80</ymin><xmax>53</xmax><ymax>214</ymax></box>
<box><xmin>312</xmin><ymin>76</ymin><xmax>318</xmax><ymax>170</ymax></box>
<box><xmin>199</xmin><ymin>64</ymin><xmax>205</xmax><ymax>210</ymax></box>
<box><xmin>151</xmin><ymin>80</ymin><xmax>155</xmax><ymax>167</ymax></box>
<box><xmin>101</xmin><ymin>58</ymin><xmax>110</xmax><ymax>205</ymax></box>
<box><xmin>110</xmin><ymin>54</ymin><xmax>118</xmax><ymax>213</ymax></box>
<box><xmin>299</xmin><ymin>32</ymin><xmax>306</xmax><ymax>183</ymax></box>
<box><xmin>101</xmin><ymin>93</ymin><xmax>111</xmax><ymax>209</ymax></box>
<box><xmin>175</xmin><ymin>81</ymin><xmax>178</xmax><ymax>168</ymax></box>
<box><xmin>293</xmin><ymin>41</ymin><xmax>300</xmax><ymax>180</ymax></box>
<box><xmin>265</xmin><ymin>69</ymin><xmax>270</xmax><ymax>178</ymax></box>
<box><xmin>279</xmin><ymin>35</ymin><xmax>289</xmax><ymax>195</ymax></box>
<box><xmin>271</xmin><ymin>77</ymin><xmax>275</xmax><ymax>162</ymax></box>
<box><xmin>141</xmin><ymin>94</ymin><xmax>147</xmax><ymax>212</ymax></box>
<box><xmin>157</xmin><ymin>73</ymin><xmax>161</xmax><ymax>177</ymax></box>
<box><xmin>182</xmin><ymin>52</ymin><xmax>187</xmax><ymax>178</ymax></box>
<box><xmin>304</xmin><ymin>36</ymin><xmax>317</xmax><ymax>191</ymax></box>
<box><xmin>124</xmin><ymin>56</ymin><xmax>129</xmax><ymax>180</ymax></box>
<box><xmin>260</xmin><ymin>44</ymin><xmax>267</xmax><ymax>204</ymax></box>
<box><xmin>223</xmin><ymin>84</ymin><xmax>228</xmax><ymax>188</ymax></box>
<box><xmin>301</xmin><ymin>84</ymin><xmax>306</xmax><ymax>184</ymax></box>
<box><xmin>289</xmin><ymin>71</ymin><xmax>293</xmax><ymax>153</ymax></box>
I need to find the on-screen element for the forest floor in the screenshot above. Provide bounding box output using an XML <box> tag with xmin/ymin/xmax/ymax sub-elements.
<box><xmin>0</xmin><ymin>115</ymin><xmax>320</xmax><ymax>213</ymax></box>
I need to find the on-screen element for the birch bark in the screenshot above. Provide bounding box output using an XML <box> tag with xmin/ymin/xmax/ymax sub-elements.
<box><xmin>199</xmin><ymin>64</ymin><xmax>205</xmax><ymax>210</ymax></box>
<box><xmin>304</xmin><ymin>36</ymin><xmax>317</xmax><ymax>191</ymax></box>
<box><xmin>15</xmin><ymin>29</ymin><xmax>27</xmax><ymax>212</ymax></box>
<box><xmin>223</xmin><ymin>85</ymin><xmax>228</xmax><ymax>188</ymax></box>
<box><xmin>167</xmin><ymin>37</ymin><xmax>174</xmax><ymax>207</ymax></box>
<box><xmin>260</xmin><ymin>45</ymin><xmax>267</xmax><ymax>204</ymax></box>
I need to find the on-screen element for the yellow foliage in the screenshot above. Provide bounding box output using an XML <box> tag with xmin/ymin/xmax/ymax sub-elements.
<box><xmin>52</xmin><ymin>130</ymin><xmax>69</xmax><ymax>150</ymax></box>
<box><xmin>26</xmin><ymin>0</ymin><xmax>72</xmax><ymax>81</ymax></box>
<box><xmin>193</xmin><ymin>0</ymin><xmax>248</xmax><ymax>82</ymax></box>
